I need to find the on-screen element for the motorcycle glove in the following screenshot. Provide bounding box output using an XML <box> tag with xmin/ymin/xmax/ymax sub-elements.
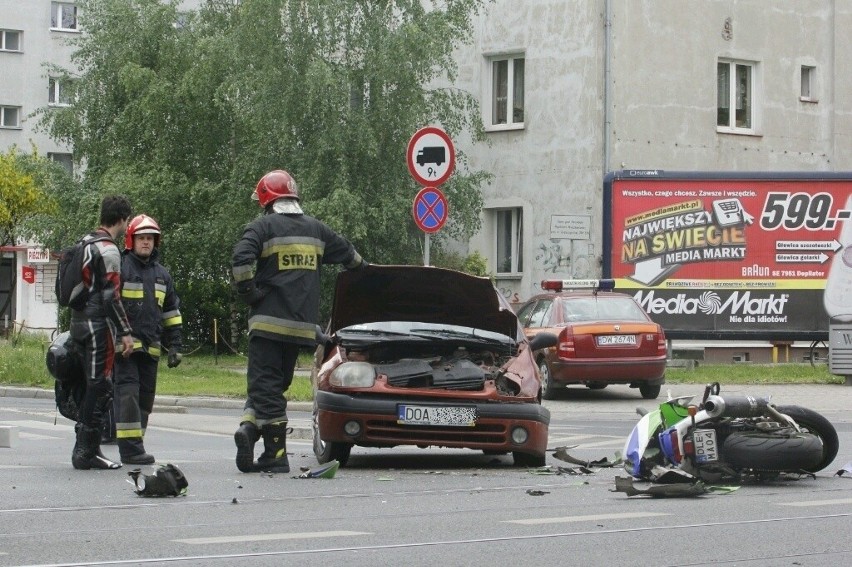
<box><xmin>167</xmin><ymin>348</ymin><xmax>182</xmax><ymax>369</ymax></box>
<box><xmin>128</xmin><ymin>464</ymin><xmax>188</xmax><ymax>497</ymax></box>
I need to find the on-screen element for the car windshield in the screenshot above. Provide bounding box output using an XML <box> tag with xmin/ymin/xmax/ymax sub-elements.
<box><xmin>562</xmin><ymin>296</ymin><xmax>648</xmax><ymax>322</ymax></box>
<box><xmin>340</xmin><ymin>321</ymin><xmax>515</xmax><ymax>346</ymax></box>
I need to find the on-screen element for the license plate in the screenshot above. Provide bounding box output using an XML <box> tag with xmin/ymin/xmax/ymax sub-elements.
<box><xmin>597</xmin><ymin>334</ymin><xmax>637</xmax><ymax>346</ymax></box>
<box><xmin>692</xmin><ymin>429</ymin><xmax>719</xmax><ymax>463</ymax></box>
<box><xmin>397</xmin><ymin>405</ymin><xmax>476</xmax><ymax>427</ymax></box>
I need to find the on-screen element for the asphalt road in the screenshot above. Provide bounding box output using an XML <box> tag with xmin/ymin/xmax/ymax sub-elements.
<box><xmin>1</xmin><ymin>384</ymin><xmax>850</xmax><ymax>567</ymax></box>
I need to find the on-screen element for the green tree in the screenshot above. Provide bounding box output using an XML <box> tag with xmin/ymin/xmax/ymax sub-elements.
<box><xmin>36</xmin><ymin>0</ymin><xmax>490</xmax><ymax>345</ymax></box>
<box><xmin>0</xmin><ymin>147</ymin><xmax>60</xmax><ymax>319</ymax></box>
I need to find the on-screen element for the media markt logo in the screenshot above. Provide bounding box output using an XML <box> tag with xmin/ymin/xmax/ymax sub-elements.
<box><xmin>635</xmin><ymin>290</ymin><xmax>790</xmax><ymax>322</ymax></box>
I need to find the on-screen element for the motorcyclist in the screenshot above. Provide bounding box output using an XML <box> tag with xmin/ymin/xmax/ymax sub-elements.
<box><xmin>69</xmin><ymin>195</ymin><xmax>134</xmax><ymax>470</ymax></box>
<box><xmin>231</xmin><ymin>169</ymin><xmax>367</xmax><ymax>473</ymax></box>
<box><xmin>113</xmin><ymin>214</ymin><xmax>183</xmax><ymax>465</ymax></box>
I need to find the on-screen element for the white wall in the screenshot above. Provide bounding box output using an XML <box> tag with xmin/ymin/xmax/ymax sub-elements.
<box><xmin>455</xmin><ymin>0</ymin><xmax>852</xmax><ymax>305</ymax></box>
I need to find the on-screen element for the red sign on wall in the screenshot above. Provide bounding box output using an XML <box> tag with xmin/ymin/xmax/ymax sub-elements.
<box><xmin>22</xmin><ymin>266</ymin><xmax>35</xmax><ymax>284</ymax></box>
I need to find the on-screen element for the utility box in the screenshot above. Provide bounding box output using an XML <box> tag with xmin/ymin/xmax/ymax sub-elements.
<box><xmin>829</xmin><ymin>323</ymin><xmax>852</xmax><ymax>380</ymax></box>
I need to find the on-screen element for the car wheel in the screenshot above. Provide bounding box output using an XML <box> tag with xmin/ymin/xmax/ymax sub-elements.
<box><xmin>538</xmin><ymin>358</ymin><xmax>558</xmax><ymax>400</ymax></box>
<box><xmin>312</xmin><ymin>404</ymin><xmax>352</xmax><ymax>466</ymax></box>
<box><xmin>513</xmin><ymin>451</ymin><xmax>546</xmax><ymax>467</ymax></box>
<box><xmin>639</xmin><ymin>384</ymin><xmax>661</xmax><ymax>399</ymax></box>
<box><xmin>315</xmin><ymin>438</ymin><xmax>352</xmax><ymax>467</ymax></box>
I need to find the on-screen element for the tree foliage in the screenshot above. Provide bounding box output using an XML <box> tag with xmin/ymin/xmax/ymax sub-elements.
<box><xmin>0</xmin><ymin>146</ymin><xmax>62</xmax><ymax>320</ymax></box>
<box><xmin>35</xmin><ymin>0</ymin><xmax>490</xmax><ymax>344</ymax></box>
<box><xmin>0</xmin><ymin>147</ymin><xmax>58</xmax><ymax>248</ymax></box>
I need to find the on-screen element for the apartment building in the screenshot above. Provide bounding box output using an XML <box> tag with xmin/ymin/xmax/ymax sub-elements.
<box><xmin>1</xmin><ymin>0</ymin><xmax>78</xmax><ymax>334</ymax></box>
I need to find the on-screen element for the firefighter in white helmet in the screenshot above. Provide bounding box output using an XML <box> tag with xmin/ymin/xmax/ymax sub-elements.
<box><xmin>231</xmin><ymin>170</ymin><xmax>367</xmax><ymax>473</ymax></box>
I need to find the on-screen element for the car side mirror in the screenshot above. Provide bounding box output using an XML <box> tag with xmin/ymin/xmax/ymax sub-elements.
<box><xmin>528</xmin><ymin>332</ymin><xmax>557</xmax><ymax>351</ymax></box>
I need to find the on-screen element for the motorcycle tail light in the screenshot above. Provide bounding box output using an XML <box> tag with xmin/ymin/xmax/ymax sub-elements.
<box><xmin>557</xmin><ymin>328</ymin><xmax>576</xmax><ymax>359</ymax></box>
<box><xmin>668</xmin><ymin>430</ymin><xmax>682</xmax><ymax>463</ymax></box>
<box><xmin>683</xmin><ymin>436</ymin><xmax>695</xmax><ymax>456</ymax></box>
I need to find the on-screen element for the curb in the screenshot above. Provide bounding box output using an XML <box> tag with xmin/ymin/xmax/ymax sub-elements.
<box><xmin>0</xmin><ymin>386</ymin><xmax>314</xmax><ymax>413</ymax></box>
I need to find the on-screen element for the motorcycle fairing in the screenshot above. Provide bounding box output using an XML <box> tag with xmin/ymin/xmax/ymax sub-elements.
<box><xmin>623</xmin><ymin>409</ymin><xmax>663</xmax><ymax>477</ymax></box>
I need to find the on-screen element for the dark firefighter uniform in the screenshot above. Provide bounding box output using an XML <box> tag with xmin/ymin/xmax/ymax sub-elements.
<box><xmin>113</xmin><ymin>247</ymin><xmax>182</xmax><ymax>460</ymax></box>
<box><xmin>232</xmin><ymin>212</ymin><xmax>364</xmax><ymax>426</ymax></box>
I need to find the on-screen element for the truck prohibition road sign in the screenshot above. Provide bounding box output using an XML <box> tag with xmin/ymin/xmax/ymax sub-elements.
<box><xmin>407</xmin><ymin>126</ymin><xmax>455</xmax><ymax>187</ymax></box>
<box><xmin>412</xmin><ymin>186</ymin><xmax>449</xmax><ymax>233</ymax></box>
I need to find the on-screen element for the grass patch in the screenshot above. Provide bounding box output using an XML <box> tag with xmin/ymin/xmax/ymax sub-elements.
<box><xmin>666</xmin><ymin>362</ymin><xmax>845</xmax><ymax>385</ymax></box>
<box><xmin>1</xmin><ymin>336</ymin><xmax>845</xmax><ymax>403</ymax></box>
<box><xmin>1</xmin><ymin>335</ymin><xmax>315</xmax><ymax>402</ymax></box>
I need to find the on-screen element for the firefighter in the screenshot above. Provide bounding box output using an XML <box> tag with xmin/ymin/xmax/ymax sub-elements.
<box><xmin>231</xmin><ymin>170</ymin><xmax>367</xmax><ymax>473</ymax></box>
<box><xmin>113</xmin><ymin>214</ymin><xmax>183</xmax><ymax>465</ymax></box>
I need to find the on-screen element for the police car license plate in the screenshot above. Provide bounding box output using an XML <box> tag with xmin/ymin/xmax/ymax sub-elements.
<box><xmin>597</xmin><ymin>335</ymin><xmax>637</xmax><ymax>346</ymax></box>
<box><xmin>397</xmin><ymin>405</ymin><xmax>476</xmax><ymax>427</ymax></box>
<box><xmin>692</xmin><ymin>429</ymin><xmax>719</xmax><ymax>463</ymax></box>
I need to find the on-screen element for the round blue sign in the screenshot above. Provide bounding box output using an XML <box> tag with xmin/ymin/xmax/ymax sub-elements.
<box><xmin>412</xmin><ymin>187</ymin><xmax>449</xmax><ymax>233</ymax></box>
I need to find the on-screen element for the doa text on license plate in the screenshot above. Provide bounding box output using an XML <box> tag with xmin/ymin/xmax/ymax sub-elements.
<box><xmin>397</xmin><ymin>405</ymin><xmax>476</xmax><ymax>427</ymax></box>
<box><xmin>692</xmin><ymin>429</ymin><xmax>719</xmax><ymax>463</ymax></box>
<box><xmin>597</xmin><ymin>334</ymin><xmax>636</xmax><ymax>346</ymax></box>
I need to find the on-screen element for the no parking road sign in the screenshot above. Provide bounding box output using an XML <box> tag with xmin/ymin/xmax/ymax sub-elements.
<box><xmin>407</xmin><ymin>126</ymin><xmax>455</xmax><ymax>187</ymax></box>
<box><xmin>412</xmin><ymin>186</ymin><xmax>448</xmax><ymax>233</ymax></box>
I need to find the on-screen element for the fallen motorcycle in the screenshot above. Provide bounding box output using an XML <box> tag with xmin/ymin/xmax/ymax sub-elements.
<box><xmin>623</xmin><ymin>382</ymin><xmax>839</xmax><ymax>482</ymax></box>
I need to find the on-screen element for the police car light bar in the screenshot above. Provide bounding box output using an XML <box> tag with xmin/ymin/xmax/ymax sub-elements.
<box><xmin>540</xmin><ymin>279</ymin><xmax>616</xmax><ymax>292</ymax></box>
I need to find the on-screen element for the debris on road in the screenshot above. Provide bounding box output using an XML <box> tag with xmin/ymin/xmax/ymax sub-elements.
<box><xmin>127</xmin><ymin>464</ymin><xmax>188</xmax><ymax>497</ymax></box>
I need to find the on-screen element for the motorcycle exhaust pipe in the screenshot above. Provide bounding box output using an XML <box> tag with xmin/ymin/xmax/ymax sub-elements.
<box><xmin>703</xmin><ymin>394</ymin><xmax>771</xmax><ymax>418</ymax></box>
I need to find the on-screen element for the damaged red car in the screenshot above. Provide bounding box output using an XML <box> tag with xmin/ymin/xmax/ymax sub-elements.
<box><xmin>312</xmin><ymin>265</ymin><xmax>557</xmax><ymax>467</ymax></box>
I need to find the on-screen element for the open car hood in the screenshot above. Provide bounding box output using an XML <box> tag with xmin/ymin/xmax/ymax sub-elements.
<box><xmin>330</xmin><ymin>265</ymin><xmax>520</xmax><ymax>338</ymax></box>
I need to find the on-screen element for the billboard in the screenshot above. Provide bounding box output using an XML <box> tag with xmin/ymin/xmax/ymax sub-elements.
<box><xmin>603</xmin><ymin>171</ymin><xmax>852</xmax><ymax>340</ymax></box>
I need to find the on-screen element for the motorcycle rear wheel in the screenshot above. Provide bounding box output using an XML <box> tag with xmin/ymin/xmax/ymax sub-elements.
<box><xmin>774</xmin><ymin>405</ymin><xmax>840</xmax><ymax>472</ymax></box>
<box><xmin>723</xmin><ymin>431</ymin><xmax>824</xmax><ymax>472</ymax></box>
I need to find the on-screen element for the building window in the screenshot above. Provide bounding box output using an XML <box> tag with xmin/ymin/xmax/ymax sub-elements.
<box><xmin>801</xmin><ymin>65</ymin><xmax>817</xmax><ymax>102</ymax></box>
<box><xmin>48</xmin><ymin>78</ymin><xmax>73</xmax><ymax>106</ymax></box>
<box><xmin>487</xmin><ymin>55</ymin><xmax>524</xmax><ymax>130</ymax></box>
<box><xmin>51</xmin><ymin>2</ymin><xmax>78</xmax><ymax>32</ymax></box>
<box><xmin>0</xmin><ymin>29</ymin><xmax>22</xmax><ymax>52</ymax></box>
<box><xmin>48</xmin><ymin>152</ymin><xmax>73</xmax><ymax>174</ymax></box>
<box><xmin>496</xmin><ymin>208</ymin><xmax>523</xmax><ymax>274</ymax></box>
<box><xmin>0</xmin><ymin>105</ymin><xmax>21</xmax><ymax>128</ymax></box>
<box><xmin>717</xmin><ymin>59</ymin><xmax>757</xmax><ymax>133</ymax></box>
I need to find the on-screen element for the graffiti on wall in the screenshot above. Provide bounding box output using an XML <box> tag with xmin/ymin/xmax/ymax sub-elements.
<box><xmin>536</xmin><ymin>240</ymin><xmax>595</xmax><ymax>278</ymax></box>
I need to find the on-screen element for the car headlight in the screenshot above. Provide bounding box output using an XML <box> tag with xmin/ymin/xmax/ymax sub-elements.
<box><xmin>330</xmin><ymin>362</ymin><xmax>376</xmax><ymax>388</ymax></box>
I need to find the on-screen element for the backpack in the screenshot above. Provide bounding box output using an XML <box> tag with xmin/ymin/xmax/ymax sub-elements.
<box><xmin>55</xmin><ymin>233</ymin><xmax>111</xmax><ymax>310</ymax></box>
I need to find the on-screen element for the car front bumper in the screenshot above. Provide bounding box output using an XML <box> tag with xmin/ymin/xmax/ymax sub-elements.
<box><xmin>315</xmin><ymin>390</ymin><xmax>550</xmax><ymax>456</ymax></box>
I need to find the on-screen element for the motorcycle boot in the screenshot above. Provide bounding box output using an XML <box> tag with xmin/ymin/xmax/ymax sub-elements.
<box><xmin>72</xmin><ymin>424</ymin><xmax>122</xmax><ymax>470</ymax></box>
<box><xmin>234</xmin><ymin>421</ymin><xmax>261</xmax><ymax>473</ymax></box>
<box><xmin>256</xmin><ymin>421</ymin><xmax>292</xmax><ymax>473</ymax></box>
<box><xmin>119</xmin><ymin>438</ymin><xmax>155</xmax><ymax>465</ymax></box>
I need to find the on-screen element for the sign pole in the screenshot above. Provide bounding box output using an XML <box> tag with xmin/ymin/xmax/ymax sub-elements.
<box><xmin>424</xmin><ymin>233</ymin><xmax>431</xmax><ymax>266</ymax></box>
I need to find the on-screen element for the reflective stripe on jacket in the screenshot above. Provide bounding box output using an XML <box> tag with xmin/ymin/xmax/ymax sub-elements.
<box><xmin>232</xmin><ymin>211</ymin><xmax>362</xmax><ymax>345</ymax></box>
<box><xmin>120</xmin><ymin>249</ymin><xmax>182</xmax><ymax>358</ymax></box>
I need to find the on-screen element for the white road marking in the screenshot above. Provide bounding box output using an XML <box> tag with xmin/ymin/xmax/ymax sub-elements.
<box><xmin>173</xmin><ymin>530</ymin><xmax>371</xmax><ymax>545</ymax></box>
<box><xmin>778</xmin><ymin>498</ymin><xmax>852</xmax><ymax>507</ymax></box>
<box><xmin>504</xmin><ymin>511</ymin><xmax>669</xmax><ymax>525</ymax></box>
